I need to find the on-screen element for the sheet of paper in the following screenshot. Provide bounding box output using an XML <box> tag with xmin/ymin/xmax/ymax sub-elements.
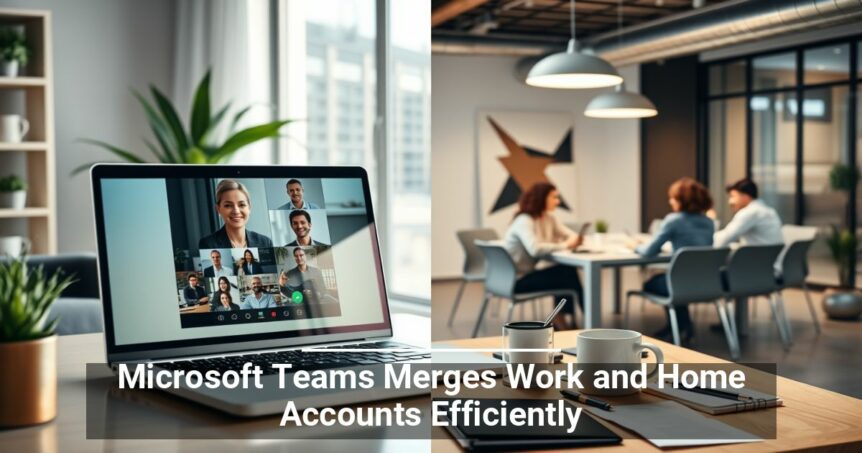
<box><xmin>583</xmin><ymin>400</ymin><xmax>763</xmax><ymax>448</ymax></box>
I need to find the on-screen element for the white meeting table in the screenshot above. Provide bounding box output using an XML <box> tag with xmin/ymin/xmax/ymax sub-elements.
<box><xmin>551</xmin><ymin>234</ymin><xmax>750</xmax><ymax>335</ymax></box>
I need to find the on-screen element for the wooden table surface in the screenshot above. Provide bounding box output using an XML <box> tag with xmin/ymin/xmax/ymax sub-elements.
<box><xmin>433</xmin><ymin>330</ymin><xmax>862</xmax><ymax>452</ymax></box>
<box><xmin>3</xmin><ymin>320</ymin><xmax>860</xmax><ymax>452</ymax></box>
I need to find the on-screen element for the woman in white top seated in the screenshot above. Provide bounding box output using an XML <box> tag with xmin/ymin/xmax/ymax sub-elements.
<box><xmin>503</xmin><ymin>182</ymin><xmax>584</xmax><ymax>328</ymax></box>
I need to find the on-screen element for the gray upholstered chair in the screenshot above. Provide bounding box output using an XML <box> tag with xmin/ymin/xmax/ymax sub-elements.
<box><xmin>2</xmin><ymin>253</ymin><xmax>103</xmax><ymax>335</ymax></box>
<box><xmin>625</xmin><ymin>247</ymin><xmax>735</xmax><ymax>357</ymax></box>
<box><xmin>776</xmin><ymin>239</ymin><xmax>819</xmax><ymax>334</ymax></box>
<box><xmin>723</xmin><ymin>244</ymin><xmax>790</xmax><ymax>351</ymax></box>
<box><xmin>449</xmin><ymin>228</ymin><xmax>498</xmax><ymax>327</ymax></box>
<box><xmin>471</xmin><ymin>240</ymin><xmax>577</xmax><ymax>338</ymax></box>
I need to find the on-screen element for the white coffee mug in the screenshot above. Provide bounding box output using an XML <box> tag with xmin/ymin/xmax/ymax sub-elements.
<box><xmin>0</xmin><ymin>114</ymin><xmax>30</xmax><ymax>143</ymax></box>
<box><xmin>0</xmin><ymin>236</ymin><xmax>31</xmax><ymax>257</ymax></box>
<box><xmin>502</xmin><ymin>321</ymin><xmax>554</xmax><ymax>364</ymax></box>
<box><xmin>576</xmin><ymin>329</ymin><xmax>664</xmax><ymax>395</ymax></box>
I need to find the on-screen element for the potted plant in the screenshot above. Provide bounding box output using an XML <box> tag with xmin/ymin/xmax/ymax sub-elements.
<box><xmin>73</xmin><ymin>69</ymin><xmax>293</xmax><ymax>173</ymax></box>
<box><xmin>0</xmin><ymin>252</ymin><xmax>74</xmax><ymax>427</ymax></box>
<box><xmin>0</xmin><ymin>174</ymin><xmax>26</xmax><ymax>209</ymax></box>
<box><xmin>823</xmin><ymin>226</ymin><xmax>862</xmax><ymax>320</ymax></box>
<box><xmin>0</xmin><ymin>27</ymin><xmax>29</xmax><ymax>77</ymax></box>
<box><xmin>821</xmin><ymin>163</ymin><xmax>862</xmax><ymax>320</ymax></box>
<box><xmin>592</xmin><ymin>219</ymin><xmax>609</xmax><ymax>246</ymax></box>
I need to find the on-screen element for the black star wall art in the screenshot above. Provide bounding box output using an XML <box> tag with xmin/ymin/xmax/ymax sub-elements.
<box><xmin>486</xmin><ymin>116</ymin><xmax>573</xmax><ymax>214</ymax></box>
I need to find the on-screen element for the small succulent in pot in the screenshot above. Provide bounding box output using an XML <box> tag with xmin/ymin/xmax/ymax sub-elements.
<box><xmin>0</xmin><ymin>27</ymin><xmax>30</xmax><ymax>77</ymax></box>
<box><xmin>0</xmin><ymin>174</ymin><xmax>27</xmax><ymax>209</ymax></box>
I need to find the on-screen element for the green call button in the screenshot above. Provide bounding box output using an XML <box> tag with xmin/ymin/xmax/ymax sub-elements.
<box><xmin>291</xmin><ymin>291</ymin><xmax>304</xmax><ymax>304</ymax></box>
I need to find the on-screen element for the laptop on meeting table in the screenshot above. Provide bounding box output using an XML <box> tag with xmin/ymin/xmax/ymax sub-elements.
<box><xmin>90</xmin><ymin>164</ymin><xmax>430</xmax><ymax>416</ymax></box>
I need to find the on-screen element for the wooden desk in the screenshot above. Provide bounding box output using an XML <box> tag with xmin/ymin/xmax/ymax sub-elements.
<box><xmin>434</xmin><ymin>330</ymin><xmax>862</xmax><ymax>452</ymax></box>
<box><xmin>0</xmin><ymin>314</ymin><xmax>431</xmax><ymax>453</ymax></box>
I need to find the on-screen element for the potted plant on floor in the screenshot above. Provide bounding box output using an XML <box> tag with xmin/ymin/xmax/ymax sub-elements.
<box><xmin>0</xmin><ymin>27</ymin><xmax>29</xmax><ymax>77</ymax></box>
<box><xmin>0</xmin><ymin>174</ymin><xmax>26</xmax><ymax>209</ymax></box>
<box><xmin>822</xmin><ymin>163</ymin><xmax>862</xmax><ymax>320</ymax></box>
<box><xmin>73</xmin><ymin>69</ymin><xmax>293</xmax><ymax>172</ymax></box>
<box><xmin>0</xmin><ymin>252</ymin><xmax>74</xmax><ymax>427</ymax></box>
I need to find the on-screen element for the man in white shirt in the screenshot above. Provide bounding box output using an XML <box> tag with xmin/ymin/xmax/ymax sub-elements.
<box><xmin>241</xmin><ymin>276</ymin><xmax>277</xmax><ymax>309</ymax></box>
<box><xmin>203</xmin><ymin>249</ymin><xmax>234</xmax><ymax>278</ymax></box>
<box><xmin>711</xmin><ymin>179</ymin><xmax>783</xmax><ymax>248</ymax></box>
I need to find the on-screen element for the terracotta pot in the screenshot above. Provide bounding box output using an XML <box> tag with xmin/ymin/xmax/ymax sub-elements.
<box><xmin>0</xmin><ymin>335</ymin><xmax>57</xmax><ymax>427</ymax></box>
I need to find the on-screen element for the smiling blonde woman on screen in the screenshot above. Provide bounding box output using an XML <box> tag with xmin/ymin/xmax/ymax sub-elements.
<box><xmin>198</xmin><ymin>179</ymin><xmax>273</xmax><ymax>249</ymax></box>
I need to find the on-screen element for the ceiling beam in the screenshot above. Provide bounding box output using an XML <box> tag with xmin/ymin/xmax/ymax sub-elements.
<box><xmin>432</xmin><ymin>0</ymin><xmax>492</xmax><ymax>27</ymax></box>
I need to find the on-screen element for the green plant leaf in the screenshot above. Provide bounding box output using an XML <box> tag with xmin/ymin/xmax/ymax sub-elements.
<box><xmin>190</xmin><ymin>70</ymin><xmax>212</xmax><ymax>146</ymax></box>
<box><xmin>143</xmin><ymin>139</ymin><xmax>174</xmax><ymax>163</ymax></box>
<box><xmin>0</xmin><ymin>252</ymin><xmax>75</xmax><ymax>342</ymax></box>
<box><xmin>212</xmin><ymin>120</ymin><xmax>292</xmax><ymax>162</ymax></box>
<box><xmin>199</xmin><ymin>102</ymin><xmax>232</xmax><ymax>148</ymax></box>
<box><xmin>228</xmin><ymin>105</ymin><xmax>254</xmax><ymax>134</ymax></box>
<box><xmin>132</xmin><ymin>90</ymin><xmax>180</xmax><ymax>163</ymax></box>
<box><xmin>187</xmin><ymin>147</ymin><xmax>208</xmax><ymax>164</ymax></box>
<box><xmin>72</xmin><ymin>140</ymin><xmax>147</xmax><ymax>175</ymax></box>
<box><xmin>149</xmin><ymin>85</ymin><xmax>190</xmax><ymax>155</ymax></box>
<box><xmin>78</xmin><ymin>139</ymin><xmax>146</xmax><ymax>164</ymax></box>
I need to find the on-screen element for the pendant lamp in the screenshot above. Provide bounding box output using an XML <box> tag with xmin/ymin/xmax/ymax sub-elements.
<box><xmin>585</xmin><ymin>83</ymin><xmax>658</xmax><ymax>118</ymax></box>
<box><xmin>584</xmin><ymin>0</ymin><xmax>658</xmax><ymax>118</ymax></box>
<box><xmin>525</xmin><ymin>0</ymin><xmax>622</xmax><ymax>89</ymax></box>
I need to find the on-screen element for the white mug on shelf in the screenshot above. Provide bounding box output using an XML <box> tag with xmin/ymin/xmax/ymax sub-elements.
<box><xmin>0</xmin><ymin>236</ymin><xmax>31</xmax><ymax>257</ymax></box>
<box><xmin>0</xmin><ymin>114</ymin><xmax>30</xmax><ymax>143</ymax></box>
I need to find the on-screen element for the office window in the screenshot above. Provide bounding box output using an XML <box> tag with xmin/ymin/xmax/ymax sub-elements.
<box><xmin>707</xmin><ymin>97</ymin><xmax>747</xmax><ymax>225</ymax></box>
<box><xmin>751</xmin><ymin>92</ymin><xmax>797</xmax><ymax>223</ymax></box>
<box><xmin>708</xmin><ymin>60</ymin><xmax>746</xmax><ymax>96</ymax></box>
<box><xmin>802</xmin><ymin>86</ymin><xmax>852</xmax><ymax>281</ymax></box>
<box><xmin>804</xmin><ymin>44</ymin><xmax>850</xmax><ymax>85</ymax></box>
<box><xmin>279</xmin><ymin>0</ymin><xmax>430</xmax><ymax>301</ymax></box>
<box><xmin>388</xmin><ymin>0</ymin><xmax>431</xmax><ymax>300</ymax></box>
<box><xmin>752</xmin><ymin>52</ymin><xmax>796</xmax><ymax>90</ymax></box>
<box><xmin>703</xmin><ymin>38</ymin><xmax>860</xmax><ymax>286</ymax></box>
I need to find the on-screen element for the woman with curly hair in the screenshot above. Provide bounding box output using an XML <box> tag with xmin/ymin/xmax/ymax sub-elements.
<box><xmin>502</xmin><ymin>182</ymin><xmax>584</xmax><ymax>329</ymax></box>
<box><xmin>627</xmin><ymin>177</ymin><xmax>715</xmax><ymax>341</ymax></box>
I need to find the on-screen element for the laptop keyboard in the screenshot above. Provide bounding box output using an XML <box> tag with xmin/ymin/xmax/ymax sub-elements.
<box><xmin>155</xmin><ymin>341</ymin><xmax>430</xmax><ymax>375</ymax></box>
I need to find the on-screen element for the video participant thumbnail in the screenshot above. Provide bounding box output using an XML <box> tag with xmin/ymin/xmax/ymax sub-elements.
<box><xmin>275</xmin><ymin>246</ymin><xmax>341</xmax><ymax>310</ymax></box>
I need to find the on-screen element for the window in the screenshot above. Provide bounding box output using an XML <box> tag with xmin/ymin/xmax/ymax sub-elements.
<box><xmin>278</xmin><ymin>0</ymin><xmax>430</xmax><ymax>301</ymax></box>
<box><xmin>752</xmin><ymin>52</ymin><xmax>796</xmax><ymax>90</ymax></box>
<box><xmin>804</xmin><ymin>44</ymin><xmax>849</xmax><ymax>85</ymax></box>
<box><xmin>703</xmin><ymin>38</ymin><xmax>861</xmax><ymax>287</ymax></box>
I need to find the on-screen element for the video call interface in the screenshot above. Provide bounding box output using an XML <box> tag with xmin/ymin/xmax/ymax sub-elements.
<box><xmin>169</xmin><ymin>177</ymin><xmax>368</xmax><ymax>329</ymax></box>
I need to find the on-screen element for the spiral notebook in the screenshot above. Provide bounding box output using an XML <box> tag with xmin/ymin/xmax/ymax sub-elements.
<box><xmin>644</xmin><ymin>384</ymin><xmax>783</xmax><ymax>415</ymax></box>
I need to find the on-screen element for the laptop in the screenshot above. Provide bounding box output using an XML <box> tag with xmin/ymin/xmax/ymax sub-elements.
<box><xmin>91</xmin><ymin>164</ymin><xmax>430</xmax><ymax>416</ymax></box>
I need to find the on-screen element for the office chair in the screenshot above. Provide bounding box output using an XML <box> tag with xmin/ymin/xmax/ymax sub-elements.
<box><xmin>449</xmin><ymin>228</ymin><xmax>498</xmax><ymax>327</ymax></box>
<box><xmin>471</xmin><ymin>240</ymin><xmax>577</xmax><ymax>338</ymax></box>
<box><xmin>626</xmin><ymin>247</ymin><xmax>736</xmax><ymax>358</ymax></box>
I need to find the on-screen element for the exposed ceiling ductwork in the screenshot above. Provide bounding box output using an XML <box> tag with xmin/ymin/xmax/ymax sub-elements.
<box><xmin>586</xmin><ymin>0</ymin><xmax>862</xmax><ymax>66</ymax></box>
<box><xmin>434</xmin><ymin>0</ymin><xmax>862</xmax><ymax>66</ymax></box>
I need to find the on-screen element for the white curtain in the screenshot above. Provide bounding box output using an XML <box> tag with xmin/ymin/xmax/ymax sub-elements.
<box><xmin>172</xmin><ymin>0</ymin><xmax>273</xmax><ymax>164</ymax></box>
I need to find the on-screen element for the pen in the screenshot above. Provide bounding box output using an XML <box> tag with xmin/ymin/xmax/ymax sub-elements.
<box><xmin>560</xmin><ymin>390</ymin><xmax>614</xmax><ymax>411</ymax></box>
<box><xmin>677</xmin><ymin>386</ymin><xmax>753</xmax><ymax>401</ymax></box>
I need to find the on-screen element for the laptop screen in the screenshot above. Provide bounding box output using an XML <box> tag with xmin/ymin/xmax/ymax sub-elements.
<box><xmin>93</xmin><ymin>166</ymin><xmax>390</xmax><ymax>355</ymax></box>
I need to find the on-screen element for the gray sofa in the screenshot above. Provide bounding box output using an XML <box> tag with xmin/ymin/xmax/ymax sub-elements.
<box><xmin>2</xmin><ymin>253</ymin><xmax>104</xmax><ymax>335</ymax></box>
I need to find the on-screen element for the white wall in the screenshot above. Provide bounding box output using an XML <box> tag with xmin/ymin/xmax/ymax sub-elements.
<box><xmin>0</xmin><ymin>0</ymin><xmax>175</xmax><ymax>252</ymax></box>
<box><xmin>431</xmin><ymin>54</ymin><xmax>641</xmax><ymax>279</ymax></box>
